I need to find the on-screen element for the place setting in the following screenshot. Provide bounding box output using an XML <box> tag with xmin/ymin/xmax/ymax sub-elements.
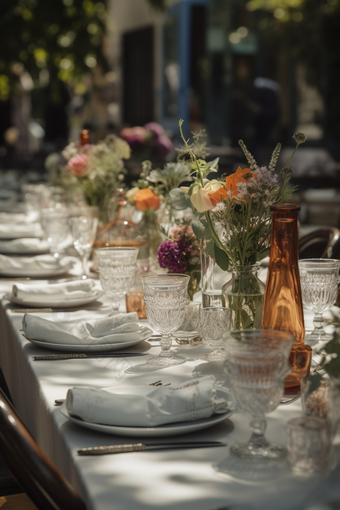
<box><xmin>5</xmin><ymin>278</ymin><xmax>103</xmax><ymax>309</ymax></box>
<box><xmin>60</xmin><ymin>375</ymin><xmax>234</xmax><ymax>439</ymax></box>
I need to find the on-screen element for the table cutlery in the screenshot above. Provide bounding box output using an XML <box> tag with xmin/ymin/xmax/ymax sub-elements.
<box><xmin>280</xmin><ymin>394</ymin><xmax>301</xmax><ymax>405</ymax></box>
<box><xmin>33</xmin><ymin>352</ymin><xmax>146</xmax><ymax>361</ymax></box>
<box><xmin>77</xmin><ymin>441</ymin><xmax>227</xmax><ymax>455</ymax></box>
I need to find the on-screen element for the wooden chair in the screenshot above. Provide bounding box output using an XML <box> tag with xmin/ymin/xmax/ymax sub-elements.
<box><xmin>298</xmin><ymin>227</ymin><xmax>340</xmax><ymax>260</ymax></box>
<box><xmin>0</xmin><ymin>388</ymin><xmax>86</xmax><ymax>510</ymax></box>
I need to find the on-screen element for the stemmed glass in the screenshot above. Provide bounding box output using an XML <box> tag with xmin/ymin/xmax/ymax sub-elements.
<box><xmin>299</xmin><ymin>258</ymin><xmax>340</xmax><ymax>345</ymax></box>
<box><xmin>200</xmin><ymin>307</ymin><xmax>231</xmax><ymax>360</ymax></box>
<box><xmin>40</xmin><ymin>208</ymin><xmax>69</xmax><ymax>258</ymax></box>
<box><xmin>223</xmin><ymin>329</ymin><xmax>293</xmax><ymax>460</ymax></box>
<box><xmin>97</xmin><ymin>247</ymin><xmax>138</xmax><ymax>312</ymax></box>
<box><xmin>69</xmin><ymin>216</ymin><xmax>98</xmax><ymax>279</ymax></box>
<box><xmin>141</xmin><ymin>274</ymin><xmax>190</xmax><ymax>367</ymax></box>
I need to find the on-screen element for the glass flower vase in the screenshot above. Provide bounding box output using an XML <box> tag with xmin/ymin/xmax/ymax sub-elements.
<box><xmin>222</xmin><ymin>264</ymin><xmax>265</xmax><ymax>330</ymax></box>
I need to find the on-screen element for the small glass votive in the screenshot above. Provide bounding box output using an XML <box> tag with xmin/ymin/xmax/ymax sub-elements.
<box><xmin>200</xmin><ymin>307</ymin><xmax>231</xmax><ymax>360</ymax></box>
<box><xmin>125</xmin><ymin>290</ymin><xmax>147</xmax><ymax>319</ymax></box>
<box><xmin>287</xmin><ymin>416</ymin><xmax>331</xmax><ymax>476</ymax></box>
<box><xmin>173</xmin><ymin>301</ymin><xmax>201</xmax><ymax>346</ymax></box>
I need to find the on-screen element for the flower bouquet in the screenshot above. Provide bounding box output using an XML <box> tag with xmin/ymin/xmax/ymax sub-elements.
<box><xmin>60</xmin><ymin>134</ymin><xmax>130</xmax><ymax>222</ymax></box>
<box><xmin>126</xmin><ymin>159</ymin><xmax>193</xmax><ymax>260</ymax></box>
<box><xmin>158</xmin><ymin>225</ymin><xmax>201</xmax><ymax>300</ymax></box>
<box><xmin>126</xmin><ymin>185</ymin><xmax>163</xmax><ymax>259</ymax></box>
<box><xmin>176</xmin><ymin>121</ymin><xmax>306</xmax><ymax>328</ymax></box>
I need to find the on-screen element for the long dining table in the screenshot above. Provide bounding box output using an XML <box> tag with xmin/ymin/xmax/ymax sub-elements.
<box><xmin>0</xmin><ymin>277</ymin><xmax>340</xmax><ymax>510</ymax></box>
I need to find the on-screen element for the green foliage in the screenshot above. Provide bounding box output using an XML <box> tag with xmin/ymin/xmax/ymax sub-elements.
<box><xmin>146</xmin><ymin>0</ymin><xmax>167</xmax><ymax>11</ymax></box>
<box><xmin>307</xmin><ymin>328</ymin><xmax>340</xmax><ymax>394</ymax></box>
<box><xmin>169</xmin><ymin>188</ymin><xmax>193</xmax><ymax>211</ymax></box>
<box><xmin>147</xmin><ymin>161</ymin><xmax>192</xmax><ymax>196</ymax></box>
<box><xmin>0</xmin><ymin>0</ymin><xmax>107</xmax><ymax>99</ymax></box>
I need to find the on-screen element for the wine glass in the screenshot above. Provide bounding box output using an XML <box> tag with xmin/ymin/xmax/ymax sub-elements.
<box><xmin>69</xmin><ymin>216</ymin><xmax>98</xmax><ymax>279</ymax></box>
<box><xmin>223</xmin><ymin>329</ymin><xmax>293</xmax><ymax>460</ymax></box>
<box><xmin>97</xmin><ymin>247</ymin><xmax>138</xmax><ymax>312</ymax></box>
<box><xmin>200</xmin><ymin>307</ymin><xmax>231</xmax><ymax>360</ymax></box>
<box><xmin>299</xmin><ymin>258</ymin><xmax>340</xmax><ymax>345</ymax></box>
<box><xmin>141</xmin><ymin>274</ymin><xmax>190</xmax><ymax>367</ymax></box>
<box><xmin>40</xmin><ymin>208</ymin><xmax>70</xmax><ymax>258</ymax></box>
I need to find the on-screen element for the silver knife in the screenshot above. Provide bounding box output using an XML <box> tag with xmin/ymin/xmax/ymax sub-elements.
<box><xmin>78</xmin><ymin>441</ymin><xmax>227</xmax><ymax>455</ymax></box>
<box><xmin>33</xmin><ymin>352</ymin><xmax>146</xmax><ymax>360</ymax></box>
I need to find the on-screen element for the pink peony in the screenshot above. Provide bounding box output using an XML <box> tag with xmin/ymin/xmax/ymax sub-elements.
<box><xmin>144</xmin><ymin>122</ymin><xmax>165</xmax><ymax>138</ymax></box>
<box><xmin>120</xmin><ymin>126</ymin><xmax>147</xmax><ymax>148</ymax></box>
<box><xmin>68</xmin><ymin>154</ymin><xmax>89</xmax><ymax>177</ymax></box>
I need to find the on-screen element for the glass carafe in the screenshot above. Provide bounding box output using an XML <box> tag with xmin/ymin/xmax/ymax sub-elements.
<box><xmin>261</xmin><ymin>204</ymin><xmax>312</xmax><ymax>394</ymax></box>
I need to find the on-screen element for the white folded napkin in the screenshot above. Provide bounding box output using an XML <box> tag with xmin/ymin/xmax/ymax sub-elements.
<box><xmin>22</xmin><ymin>312</ymin><xmax>141</xmax><ymax>345</ymax></box>
<box><xmin>0</xmin><ymin>222</ymin><xmax>42</xmax><ymax>238</ymax></box>
<box><xmin>13</xmin><ymin>279</ymin><xmax>97</xmax><ymax>303</ymax></box>
<box><xmin>66</xmin><ymin>376</ymin><xmax>229</xmax><ymax>427</ymax></box>
<box><xmin>0</xmin><ymin>254</ymin><xmax>63</xmax><ymax>271</ymax></box>
<box><xmin>0</xmin><ymin>238</ymin><xmax>50</xmax><ymax>254</ymax></box>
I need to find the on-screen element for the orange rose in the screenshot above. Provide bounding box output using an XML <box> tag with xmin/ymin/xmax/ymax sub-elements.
<box><xmin>134</xmin><ymin>188</ymin><xmax>161</xmax><ymax>211</ymax></box>
<box><xmin>225</xmin><ymin>167</ymin><xmax>254</xmax><ymax>196</ymax></box>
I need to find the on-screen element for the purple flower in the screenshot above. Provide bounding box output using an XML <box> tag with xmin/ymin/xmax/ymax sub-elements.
<box><xmin>157</xmin><ymin>239</ymin><xmax>190</xmax><ymax>273</ymax></box>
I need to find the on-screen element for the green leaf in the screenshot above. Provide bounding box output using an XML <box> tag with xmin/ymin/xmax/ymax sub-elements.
<box><xmin>205</xmin><ymin>240</ymin><xmax>215</xmax><ymax>258</ymax></box>
<box><xmin>214</xmin><ymin>244</ymin><xmax>229</xmax><ymax>271</ymax></box>
<box><xmin>191</xmin><ymin>220</ymin><xmax>205</xmax><ymax>240</ymax></box>
<box><xmin>199</xmin><ymin>218</ymin><xmax>212</xmax><ymax>240</ymax></box>
<box><xmin>169</xmin><ymin>188</ymin><xmax>192</xmax><ymax>210</ymax></box>
<box><xmin>306</xmin><ymin>372</ymin><xmax>323</xmax><ymax>396</ymax></box>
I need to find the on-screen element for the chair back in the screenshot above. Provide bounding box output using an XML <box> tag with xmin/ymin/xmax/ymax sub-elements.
<box><xmin>0</xmin><ymin>388</ymin><xmax>86</xmax><ymax>510</ymax></box>
<box><xmin>298</xmin><ymin>227</ymin><xmax>340</xmax><ymax>259</ymax></box>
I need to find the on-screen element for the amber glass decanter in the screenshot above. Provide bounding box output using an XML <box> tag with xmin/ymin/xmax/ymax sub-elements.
<box><xmin>80</xmin><ymin>129</ymin><xmax>90</xmax><ymax>146</ymax></box>
<box><xmin>261</xmin><ymin>204</ymin><xmax>312</xmax><ymax>394</ymax></box>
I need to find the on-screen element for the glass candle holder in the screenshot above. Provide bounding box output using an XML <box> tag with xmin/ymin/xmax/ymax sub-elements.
<box><xmin>126</xmin><ymin>290</ymin><xmax>147</xmax><ymax>319</ymax></box>
<box><xmin>173</xmin><ymin>301</ymin><xmax>201</xmax><ymax>346</ymax></box>
<box><xmin>287</xmin><ymin>416</ymin><xmax>331</xmax><ymax>476</ymax></box>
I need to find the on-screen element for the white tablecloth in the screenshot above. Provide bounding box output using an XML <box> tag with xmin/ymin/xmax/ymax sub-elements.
<box><xmin>0</xmin><ymin>280</ymin><xmax>339</xmax><ymax>510</ymax></box>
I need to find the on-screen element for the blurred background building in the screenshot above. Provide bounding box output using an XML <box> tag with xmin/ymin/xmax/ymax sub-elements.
<box><xmin>0</xmin><ymin>0</ymin><xmax>339</xmax><ymax>188</ymax></box>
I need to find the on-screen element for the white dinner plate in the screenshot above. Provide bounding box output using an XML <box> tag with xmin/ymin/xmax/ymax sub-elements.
<box><xmin>23</xmin><ymin>326</ymin><xmax>153</xmax><ymax>352</ymax></box>
<box><xmin>60</xmin><ymin>386</ymin><xmax>233</xmax><ymax>437</ymax></box>
<box><xmin>0</xmin><ymin>260</ymin><xmax>74</xmax><ymax>277</ymax></box>
<box><xmin>0</xmin><ymin>242</ymin><xmax>51</xmax><ymax>255</ymax></box>
<box><xmin>5</xmin><ymin>290</ymin><xmax>103</xmax><ymax>308</ymax></box>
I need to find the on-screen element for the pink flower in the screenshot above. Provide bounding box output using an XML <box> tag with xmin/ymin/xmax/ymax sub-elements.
<box><xmin>120</xmin><ymin>127</ymin><xmax>147</xmax><ymax>148</ymax></box>
<box><xmin>144</xmin><ymin>122</ymin><xmax>165</xmax><ymax>137</ymax></box>
<box><xmin>68</xmin><ymin>154</ymin><xmax>89</xmax><ymax>177</ymax></box>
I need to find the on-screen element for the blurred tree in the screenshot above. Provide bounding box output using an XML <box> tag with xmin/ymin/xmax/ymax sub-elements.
<box><xmin>246</xmin><ymin>0</ymin><xmax>340</xmax><ymax>140</ymax></box>
<box><xmin>0</xmin><ymin>0</ymin><xmax>107</xmax><ymax>101</ymax></box>
<box><xmin>147</xmin><ymin>0</ymin><xmax>166</xmax><ymax>10</ymax></box>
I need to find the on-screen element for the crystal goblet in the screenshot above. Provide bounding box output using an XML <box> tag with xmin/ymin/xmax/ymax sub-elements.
<box><xmin>200</xmin><ymin>307</ymin><xmax>231</xmax><ymax>360</ymax></box>
<box><xmin>97</xmin><ymin>247</ymin><xmax>138</xmax><ymax>312</ymax></box>
<box><xmin>40</xmin><ymin>208</ymin><xmax>70</xmax><ymax>257</ymax></box>
<box><xmin>69</xmin><ymin>216</ymin><xmax>98</xmax><ymax>279</ymax></box>
<box><xmin>299</xmin><ymin>258</ymin><xmax>340</xmax><ymax>345</ymax></box>
<box><xmin>142</xmin><ymin>274</ymin><xmax>190</xmax><ymax>367</ymax></box>
<box><xmin>223</xmin><ymin>329</ymin><xmax>294</xmax><ymax>460</ymax></box>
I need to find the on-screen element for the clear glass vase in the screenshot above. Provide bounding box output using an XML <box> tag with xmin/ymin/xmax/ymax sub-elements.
<box><xmin>222</xmin><ymin>264</ymin><xmax>265</xmax><ymax>330</ymax></box>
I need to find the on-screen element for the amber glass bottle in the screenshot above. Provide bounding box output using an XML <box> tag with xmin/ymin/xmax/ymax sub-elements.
<box><xmin>80</xmin><ymin>129</ymin><xmax>90</xmax><ymax>146</ymax></box>
<box><xmin>261</xmin><ymin>204</ymin><xmax>312</xmax><ymax>394</ymax></box>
